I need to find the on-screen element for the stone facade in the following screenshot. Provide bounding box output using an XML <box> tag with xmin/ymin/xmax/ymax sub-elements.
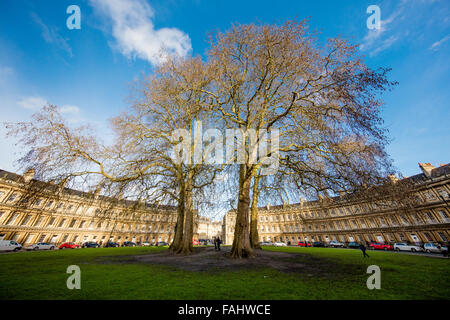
<box><xmin>0</xmin><ymin>169</ymin><xmax>198</xmax><ymax>246</ymax></box>
<box><xmin>197</xmin><ymin>216</ymin><xmax>222</xmax><ymax>240</ymax></box>
<box><xmin>223</xmin><ymin>163</ymin><xmax>450</xmax><ymax>245</ymax></box>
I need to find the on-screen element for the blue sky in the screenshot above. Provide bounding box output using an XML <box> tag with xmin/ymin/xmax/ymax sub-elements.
<box><xmin>0</xmin><ymin>0</ymin><xmax>449</xmax><ymax>178</ymax></box>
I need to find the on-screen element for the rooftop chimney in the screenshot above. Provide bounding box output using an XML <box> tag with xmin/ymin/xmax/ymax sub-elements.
<box><xmin>418</xmin><ymin>163</ymin><xmax>434</xmax><ymax>178</ymax></box>
<box><xmin>23</xmin><ymin>169</ymin><xmax>35</xmax><ymax>183</ymax></box>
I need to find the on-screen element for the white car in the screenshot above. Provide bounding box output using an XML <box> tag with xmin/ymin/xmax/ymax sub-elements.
<box><xmin>393</xmin><ymin>242</ymin><xmax>424</xmax><ymax>252</ymax></box>
<box><xmin>328</xmin><ymin>240</ymin><xmax>345</xmax><ymax>248</ymax></box>
<box><xmin>142</xmin><ymin>242</ymin><xmax>151</xmax><ymax>247</ymax></box>
<box><xmin>273</xmin><ymin>242</ymin><xmax>287</xmax><ymax>247</ymax></box>
<box><xmin>259</xmin><ymin>241</ymin><xmax>273</xmax><ymax>246</ymax></box>
<box><xmin>0</xmin><ymin>240</ymin><xmax>22</xmax><ymax>252</ymax></box>
<box><xmin>424</xmin><ymin>243</ymin><xmax>448</xmax><ymax>253</ymax></box>
<box><xmin>24</xmin><ymin>242</ymin><xmax>55</xmax><ymax>251</ymax></box>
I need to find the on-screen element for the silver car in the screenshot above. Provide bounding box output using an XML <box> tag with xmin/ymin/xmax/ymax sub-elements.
<box><xmin>393</xmin><ymin>242</ymin><xmax>424</xmax><ymax>252</ymax></box>
<box><xmin>424</xmin><ymin>243</ymin><xmax>448</xmax><ymax>253</ymax></box>
<box><xmin>25</xmin><ymin>242</ymin><xmax>55</xmax><ymax>251</ymax></box>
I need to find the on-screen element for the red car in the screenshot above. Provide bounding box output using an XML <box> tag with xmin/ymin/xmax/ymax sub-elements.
<box><xmin>369</xmin><ymin>242</ymin><xmax>393</xmax><ymax>251</ymax></box>
<box><xmin>298</xmin><ymin>241</ymin><xmax>311</xmax><ymax>247</ymax></box>
<box><xmin>192</xmin><ymin>239</ymin><xmax>200</xmax><ymax>245</ymax></box>
<box><xmin>59</xmin><ymin>242</ymin><xmax>79</xmax><ymax>249</ymax></box>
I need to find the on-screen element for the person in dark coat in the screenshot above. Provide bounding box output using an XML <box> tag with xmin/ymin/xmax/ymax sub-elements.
<box><xmin>213</xmin><ymin>237</ymin><xmax>218</xmax><ymax>251</ymax></box>
<box><xmin>216</xmin><ymin>237</ymin><xmax>222</xmax><ymax>251</ymax></box>
<box><xmin>359</xmin><ymin>243</ymin><xmax>370</xmax><ymax>258</ymax></box>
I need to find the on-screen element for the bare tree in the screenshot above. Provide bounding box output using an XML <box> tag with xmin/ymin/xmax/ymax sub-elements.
<box><xmin>202</xmin><ymin>19</ymin><xmax>396</xmax><ymax>258</ymax></box>
<box><xmin>5</xmin><ymin>56</ymin><xmax>220</xmax><ymax>255</ymax></box>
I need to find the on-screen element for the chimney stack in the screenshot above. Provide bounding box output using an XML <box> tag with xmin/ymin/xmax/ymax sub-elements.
<box><xmin>23</xmin><ymin>169</ymin><xmax>35</xmax><ymax>183</ymax></box>
<box><xmin>418</xmin><ymin>163</ymin><xmax>434</xmax><ymax>178</ymax></box>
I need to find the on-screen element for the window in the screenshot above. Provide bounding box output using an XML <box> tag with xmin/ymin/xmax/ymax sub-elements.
<box><xmin>0</xmin><ymin>190</ymin><xmax>4</xmax><ymax>198</ymax></box>
<box><xmin>438</xmin><ymin>189</ymin><xmax>449</xmax><ymax>199</ymax></box>
<box><xmin>69</xmin><ymin>219</ymin><xmax>76</xmax><ymax>228</ymax></box>
<box><xmin>423</xmin><ymin>232</ymin><xmax>433</xmax><ymax>241</ymax></box>
<box><xmin>46</xmin><ymin>201</ymin><xmax>53</xmax><ymax>208</ymax></box>
<box><xmin>34</xmin><ymin>216</ymin><xmax>44</xmax><ymax>227</ymax></box>
<box><xmin>58</xmin><ymin>219</ymin><xmax>66</xmax><ymax>228</ymax></box>
<box><xmin>425</xmin><ymin>212</ymin><xmax>436</xmax><ymax>222</ymax></box>
<box><xmin>400</xmin><ymin>215</ymin><xmax>409</xmax><ymax>225</ymax></box>
<box><xmin>73</xmin><ymin>235</ymin><xmax>79</xmax><ymax>242</ymax></box>
<box><xmin>47</xmin><ymin>217</ymin><xmax>56</xmax><ymax>227</ymax></box>
<box><xmin>437</xmin><ymin>232</ymin><xmax>448</xmax><ymax>242</ymax></box>
<box><xmin>79</xmin><ymin>220</ymin><xmax>85</xmax><ymax>228</ymax></box>
<box><xmin>57</xmin><ymin>203</ymin><xmax>64</xmax><ymax>209</ymax></box>
<box><xmin>38</xmin><ymin>234</ymin><xmax>46</xmax><ymax>242</ymax></box>
<box><xmin>35</xmin><ymin>199</ymin><xmax>42</xmax><ymax>206</ymax></box>
<box><xmin>7</xmin><ymin>213</ymin><xmax>19</xmax><ymax>225</ymax></box>
<box><xmin>7</xmin><ymin>194</ymin><xmax>17</xmax><ymax>202</ymax></box>
<box><xmin>62</xmin><ymin>234</ymin><xmax>68</xmax><ymax>242</ymax></box>
<box><xmin>438</xmin><ymin>210</ymin><xmax>449</xmax><ymax>221</ymax></box>
<box><xmin>21</xmin><ymin>215</ymin><xmax>32</xmax><ymax>226</ymax></box>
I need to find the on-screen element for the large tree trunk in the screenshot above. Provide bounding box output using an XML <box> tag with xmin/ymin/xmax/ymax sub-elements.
<box><xmin>250</xmin><ymin>175</ymin><xmax>261</xmax><ymax>249</ymax></box>
<box><xmin>175</xmin><ymin>176</ymin><xmax>194</xmax><ymax>255</ymax></box>
<box><xmin>169</xmin><ymin>191</ymin><xmax>185</xmax><ymax>252</ymax></box>
<box><xmin>231</xmin><ymin>164</ymin><xmax>254</xmax><ymax>258</ymax></box>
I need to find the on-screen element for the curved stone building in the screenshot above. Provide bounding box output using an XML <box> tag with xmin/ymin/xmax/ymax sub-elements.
<box><xmin>0</xmin><ymin>169</ymin><xmax>184</xmax><ymax>246</ymax></box>
<box><xmin>223</xmin><ymin>163</ymin><xmax>450</xmax><ymax>245</ymax></box>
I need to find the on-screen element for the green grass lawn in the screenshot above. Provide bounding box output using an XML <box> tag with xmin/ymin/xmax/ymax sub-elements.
<box><xmin>0</xmin><ymin>246</ymin><xmax>448</xmax><ymax>300</ymax></box>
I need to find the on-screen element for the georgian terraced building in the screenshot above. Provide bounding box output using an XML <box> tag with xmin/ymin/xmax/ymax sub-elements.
<box><xmin>223</xmin><ymin>163</ymin><xmax>450</xmax><ymax>245</ymax></box>
<box><xmin>0</xmin><ymin>169</ymin><xmax>193</xmax><ymax>246</ymax></box>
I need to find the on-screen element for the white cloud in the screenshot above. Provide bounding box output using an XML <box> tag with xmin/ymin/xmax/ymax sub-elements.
<box><xmin>31</xmin><ymin>13</ymin><xmax>73</xmax><ymax>57</ymax></box>
<box><xmin>429</xmin><ymin>35</ymin><xmax>450</xmax><ymax>50</ymax></box>
<box><xmin>17</xmin><ymin>96</ymin><xmax>47</xmax><ymax>110</ymax></box>
<box><xmin>59</xmin><ymin>105</ymin><xmax>80</xmax><ymax>115</ymax></box>
<box><xmin>17</xmin><ymin>97</ymin><xmax>80</xmax><ymax>116</ymax></box>
<box><xmin>89</xmin><ymin>0</ymin><xmax>192</xmax><ymax>65</ymax></box>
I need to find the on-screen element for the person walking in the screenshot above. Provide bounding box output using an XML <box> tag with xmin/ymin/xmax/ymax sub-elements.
<box><xmin>359</xmin><ymin>243</ymin><xmax>370</xmax><ymax>258</ymax></box>
<box><xmin>217</xmin><ymin>237</ymin><xmax>222</xmax><ymax>251</ymax></box>
<box><xmin>213</xmin><ymin>237</ymin><xmax>217</xmax><ymax>251</ymax></box>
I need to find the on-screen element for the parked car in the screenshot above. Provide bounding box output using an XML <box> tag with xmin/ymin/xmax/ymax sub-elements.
<box><xmin>328</xmin><ymin>240</ymin><xmax>345</xmax><ymax>248</ymax></box>
<box><xmin>192</xmin><ymin>239</ymin><xmax>200</xmax><ymax>245</ymax></box>
<box><xmin>59</xmin><ymin>242</ymin><xmax>79</xmax><ymax>249</ymax></box>
<box><xmin>142</xmin><ymin>242</ymin><xmax>151</xmax><ymax>247</ymax></box>
<box><xmin>312</xmin><ymin>241</ymin><xmax>325</xmax><ymax>247</ymax></box>
<box><xmin>24</xmin><ymin>242</ymin><xmax>55</xmax><ymax>251</ymax></box>
<box><xmin>104</xmin><ymin>242</ymin><xmax>120</xmax><ymax>248</ymax></box>
<box><xmin>393</xmin><ymin>242</ymin><xmax>424</xmax><ymax>252</ymax></box>
<box><xmin>82</xmin><ymin>241</ymin><xmax>100</xmax><ymax>248</ymax></box>
<box><xmin>0</xmin><ymin>240</ymin><xmax>22</xmax><ymax>252</ymax></box>
<box><xmin>370</xmin><ymin>242</ymin><xmax>393</xmax><ymax>251</ymax></box>
<box><xmin>424</xmin><ymin>242</ymin><xmax>448</xmax><ymax>253</ymax></box>
<box><xmin>259</xmin><ymin>241</ymin><xmax>273</xmax><ymax>246</ymax></box>
<box><xmin>156</xmin><ymin>241</ymin><xmax>169</xmax><ymax>246</ymax></box>
<box><xmin>347</xmin><ymin>242</ymin><xmax>360</xmax><ymax>249</ymax></box>
<box><xmin>273</xmin><ymin>242</ymin><xmax>287</xmax><ymax>247</ymax></box>
<box><xmin>122</xmin><ymin>241</ymin><xmax>137</xmax><ymax>247</ymax></box>
<box><xmin>297</xmin><ymin>241</ymin><xmax>311</xmax><ymax>247</ymax></box>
